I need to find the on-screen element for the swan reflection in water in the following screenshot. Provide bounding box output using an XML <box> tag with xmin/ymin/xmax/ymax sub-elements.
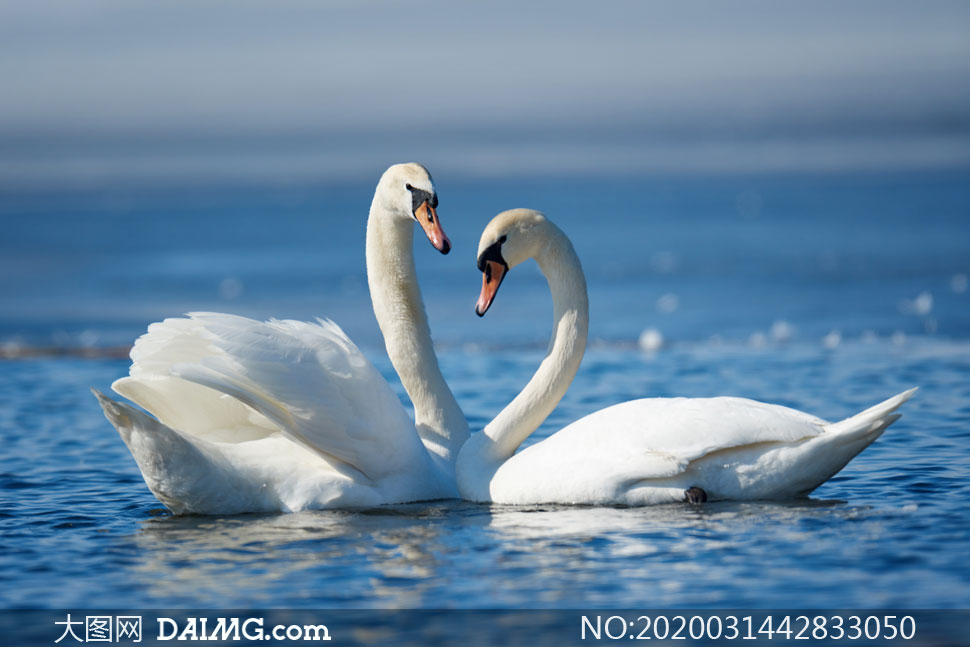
<box><xmin>124</xmin><ymin>498</ymin><xmax>849</xmax><ymax>607</ymax></box>
<box><xmin>126</xmin><ymin>502</ymin><xmax>482</xmax><ymax>607</ymax></box>
<box><xmin>482</xmin><ymin>498</ymin><xmax>852</xmax><ymax>605</ymax></box>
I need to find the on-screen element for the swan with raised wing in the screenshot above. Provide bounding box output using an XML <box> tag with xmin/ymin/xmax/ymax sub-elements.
<box><xmin>456</xmin><ymin>208</ymin><xmax>915</xmax><ymax>505</ymax></box>
<box><xmin>95</xmin><ymin>163</ymin><xmax>469</xmax><ymax>514</ymax></box>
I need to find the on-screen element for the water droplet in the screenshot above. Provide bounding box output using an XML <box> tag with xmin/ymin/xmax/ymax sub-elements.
<box><xmin>770</xmin><ymin>320</ymin><xmax>795</xmax><ymax>342</ymax></box>
<box><xmin>898</xmin><ymin>291</ymin><xmax>933</xmax><ymax>316</ymax></box>
<box><xmin>638</xmin><ymin>328</ymin><xmax>664</xmax><ymax>352</ymax></box>
<box><xmin>822</xmin><ymin>330</ymin><xmax>842</xmax><ymax>349</ymax></box>
<box><xmin>913</xmin><ymin>292</ymin><xmax>933</xmax><ymax>315</ymax></box>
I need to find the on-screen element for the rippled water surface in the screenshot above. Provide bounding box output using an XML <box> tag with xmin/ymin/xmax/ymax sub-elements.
<box><xmin>1</xmin><ymin>172</ymin><xmax>969</xmax><ymax>609</ymax></box>
<box><xmin>2</xmin><ymin>342</ymin><xmax>969</xmax><ymax>609</ymax></box>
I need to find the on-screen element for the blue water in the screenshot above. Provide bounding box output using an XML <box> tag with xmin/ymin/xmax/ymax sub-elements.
<box><xmin>1</xmin><ymin>171</ymin><xmax>969</xmax><ymax>610</ymax></box>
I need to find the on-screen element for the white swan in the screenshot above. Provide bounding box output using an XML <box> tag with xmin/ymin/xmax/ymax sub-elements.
<box><xmin>456</xmin><ymin>209</ymin><xmax>916</xmax><ymax>505</ymax></box>
<box><xmin>95</xmin><ymin>163</ymin><xmax>469</xmax><ymax>514</ymax></box>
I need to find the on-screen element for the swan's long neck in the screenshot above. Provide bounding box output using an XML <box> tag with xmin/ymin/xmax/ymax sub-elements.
<box><xmin>467</xmin><ymin>227</ymin><xmax>588</xmax><ymax>472</ymax></box>
<box><xmin>365</xmin><ymin>200</ymin><xmax>469</xmax><ymax>468</ymax></box>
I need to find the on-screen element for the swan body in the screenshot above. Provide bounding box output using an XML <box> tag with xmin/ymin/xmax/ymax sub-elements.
<box><xmin>466</xmin><ymin>390</ymin><xmax>915</xmax><ymax>505</ymax></box>
<box><xmin>457</xmin><ymin>209</ymin><xmax>915</xmax><ymax>505</ymax></box>
<box><xmin>96</xmin><ymin>163</ymin><xmax>469</xmax><ymax>514</ymax></box>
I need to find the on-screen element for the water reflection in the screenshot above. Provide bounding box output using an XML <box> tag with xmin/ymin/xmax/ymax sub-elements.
<box><xmin>485</xmin><ymin>499</ymin><xmax>847</xmax><ymax>541</ymax></box>
<box><xmin>478</xmin><ymin>499</ymin><xmax>855</xmax><ymax>606</ymax></box>
<box><xmin>127</xmin><ymin>503</ymin><xmax>478</xmax><ymax>607</ymax></box>
<box><xmin>124</xmin><ymin>497</ymin><xmax>862</xmax><ymax>607</ymax></box>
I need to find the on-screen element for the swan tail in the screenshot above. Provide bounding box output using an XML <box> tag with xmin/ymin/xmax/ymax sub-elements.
<box><xmin>680</xmin><ymin>389</ymin><xmax>916</xmax><ymax>501</ymax></box>
<box><xmin>92</xmin><ymin>389</ymin><xmax>254</xmax><ymax>514</ymax></box>
<box><xmin>781</xmin><ymin>388</ymin><xmax>916</xmax><ymax>497</ymax></box>
<box><xmin>95</xmin><ymin>388</ymin><xmax>166</xmax><ymax>449</ymax></box>
<box><xmin>822</xmin><ymin>387</ymin><xmax>917</xmax><ymax>444</ymax></box>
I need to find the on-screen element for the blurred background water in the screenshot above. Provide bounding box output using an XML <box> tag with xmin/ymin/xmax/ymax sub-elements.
<box><xmin>1</xmin><ymin>0</ymin><xmax>969</xmax><ymax>614</ymax></box>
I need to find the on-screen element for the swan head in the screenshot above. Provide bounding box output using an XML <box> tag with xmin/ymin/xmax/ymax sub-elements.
<box><xmin>377</xmin><ymin>162</ymin><xmax>451</xmax><ymax>254</ymax></box>
<box><xmin>475</xmin><ymin>208</ymin><xmax>550</xmax><ymax>316</ymax></box>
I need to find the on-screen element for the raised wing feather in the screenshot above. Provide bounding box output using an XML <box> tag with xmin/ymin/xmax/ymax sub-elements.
<box><xmin>115</xmin><ymin>313</ymin><xmax>428</xmax><ymax>482</ymax></box>
<box><xmin>114</xmin><ymin>316</ymin><xmax>278</xmax><ymax>441</ymax></box>
<box><xmin>170</xmin><ymin>313</ymin><xmax>427</xmax><ymax>481</ymax></box>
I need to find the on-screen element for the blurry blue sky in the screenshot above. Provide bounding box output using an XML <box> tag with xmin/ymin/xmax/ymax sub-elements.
<box><xmin>1</xmin><ymin>0</ymin><xmax>969</xmax><ymax>186</ymax></box>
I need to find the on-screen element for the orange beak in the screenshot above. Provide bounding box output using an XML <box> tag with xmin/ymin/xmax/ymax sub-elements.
<box><xmin>415</xmin><ymin>201</ymin><xmax>451</xmax><ymax>254</ymax></box>
<box><xmin>475</xmin><ymin>260</ymin><xmax>507</xmax><ymax>316</ymax></box>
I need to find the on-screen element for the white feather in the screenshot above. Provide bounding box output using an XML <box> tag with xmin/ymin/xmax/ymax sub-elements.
<box><xmin>486</xmin><ymin>391</ymin><xmax>915</xmax><ymax>505</ymax></box>
<box><xmin>457</xmin><ymin>210</ymin><xmax>916</xmax><ymax>506</ymax></box>
<box><xmin>96</xmin><ymin>163</ymin><xmax>464</xmax><ymax>514</ymax></box>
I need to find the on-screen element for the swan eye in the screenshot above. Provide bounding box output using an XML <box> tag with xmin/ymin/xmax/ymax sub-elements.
<box><xmin>477</xmin><ymin>238</ymin><xmax>509</xmax><ymax>272</ymax></box>
<box><xmin>406</xmin><ymin>185</ymin><xmax>434</xmax><ymax>218</ymax></box>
